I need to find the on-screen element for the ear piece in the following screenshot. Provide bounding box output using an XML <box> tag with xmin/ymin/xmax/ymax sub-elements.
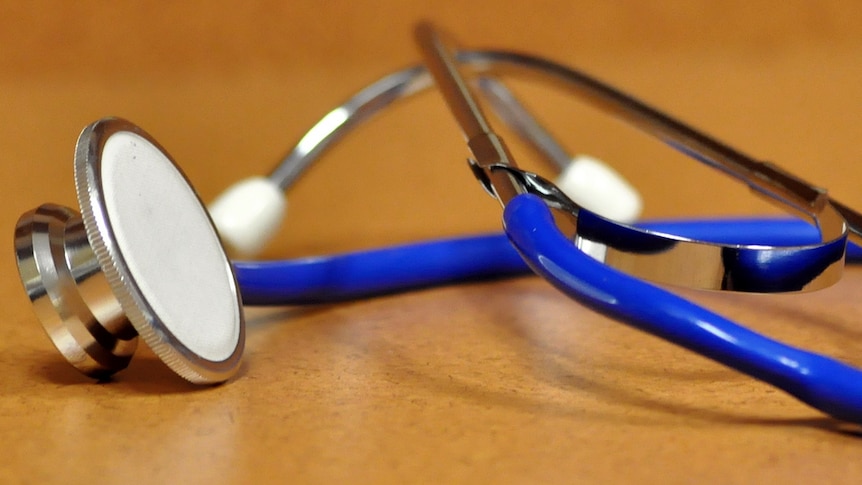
<box><xmin>208</xmin><ymin>177</ymin><xmax>287</xmax><ymax>258</ymax></box>
<box><xmin>554</xmin><ymin>154</ymin><xmax>643</xmax><ymax>223</ymax></box>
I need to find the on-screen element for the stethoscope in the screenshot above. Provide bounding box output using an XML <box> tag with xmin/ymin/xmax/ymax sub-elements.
<box><xmin>13</xmin><ymin>22</ymin><xmax>862</xmax><ymax>425</ymax></box>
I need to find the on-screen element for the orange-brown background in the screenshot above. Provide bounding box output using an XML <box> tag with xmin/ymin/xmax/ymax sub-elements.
<box><xmin>2</xmin><ymin>2</ymin><xmax>862</xmax><ymax>483</ymax></box>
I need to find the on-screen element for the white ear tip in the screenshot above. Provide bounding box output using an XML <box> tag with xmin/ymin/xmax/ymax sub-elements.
<box><xmin>554</xmin><ymin>155</ymin><xmax>643</xmax><ymax>222</ymax></box>
<box><xmin>208</xmin><ymin>177</ymin><xmax>286</xmax><ymax>258</ymax></box>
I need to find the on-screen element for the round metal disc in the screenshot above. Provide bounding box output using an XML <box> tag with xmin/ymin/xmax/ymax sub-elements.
<box><xmin>74</xmin><ymin>118</ymin><xmax>245</xmax><ymax>383</ymax></box>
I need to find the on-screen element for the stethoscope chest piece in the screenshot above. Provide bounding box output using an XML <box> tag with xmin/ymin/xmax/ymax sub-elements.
<box><xmin>14</xmin><ymin>118</ymin><xmax>245</xmax><ymax>384</ymax></box>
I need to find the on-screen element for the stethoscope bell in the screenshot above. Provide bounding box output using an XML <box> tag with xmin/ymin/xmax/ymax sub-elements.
<box><xmin>14</xmin><ymin>118</ymin><xmax>245</xmax><ymax>384</ymax></box>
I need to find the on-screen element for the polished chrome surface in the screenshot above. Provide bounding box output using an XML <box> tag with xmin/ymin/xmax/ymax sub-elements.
<box><xmin>413</xmin><ymin>21</ymin><xmax>847</xmax><ymax>293</ymax></box>
<box><xmin>455</xmin><ymin>49</ymin><xmax>853</xmax><ymax>244</ymax></box>
<box><xmin>476</xmin><ymin>76</ymin><xmax>571</xmax><ymax>172</ymax></box>
<box><xmin>14</xmin><ymin>204</ymin><xmax>137</xmax><ymax>378</ymax></box>
<box><xmin>268</xmin><ymin>66</ymin><xmax>429</xmax><ymax>190</ymax></box>
<box><xmin>266</xmin><ymin>46</ymin><xmax>862</xmax><ymax>248</ymax></box>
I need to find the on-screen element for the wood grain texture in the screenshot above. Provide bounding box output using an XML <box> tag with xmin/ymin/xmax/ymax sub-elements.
<box><xmin>2</xmin><ymin>2</ymin><xmax>862</xmax><ymax>483</ymax></box>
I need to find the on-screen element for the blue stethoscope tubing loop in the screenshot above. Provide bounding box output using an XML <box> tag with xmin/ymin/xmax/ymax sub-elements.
<box><xmin>235</xmin><ymin>218</ymin><xmax>862</xmax><ymax>306</ymax></box>
<box><xmin>504</xmin><ymin>194</ymin><xmax>862</xmax><ymax>424</ymax></box>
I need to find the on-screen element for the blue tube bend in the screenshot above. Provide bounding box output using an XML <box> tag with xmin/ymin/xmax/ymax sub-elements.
<box><xmin>503</xmin><ymin>194</ymin><xmax>862</xmax><ymax>424</ymax></box>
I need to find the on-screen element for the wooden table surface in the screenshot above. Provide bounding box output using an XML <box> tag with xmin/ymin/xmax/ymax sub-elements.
<box><xmin>3</xmin><ymin>2</ymin><xmax>862</xmax><ymax>483</ymax></box>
